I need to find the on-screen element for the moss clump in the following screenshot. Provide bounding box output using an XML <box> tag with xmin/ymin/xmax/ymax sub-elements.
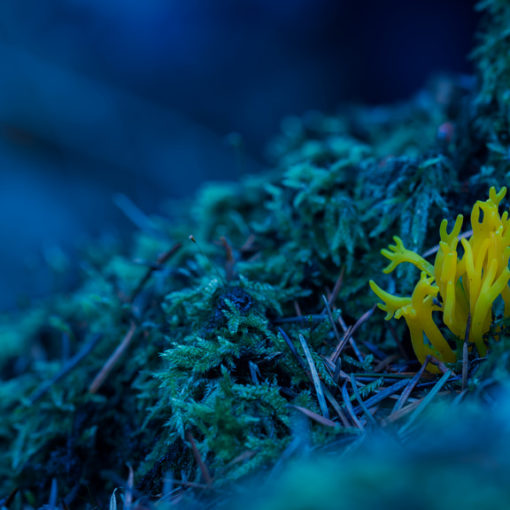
<box><xmin>221</xmin><ymin>394</ymin><xmax>510</xmax><ymax>510</ymax></box>
<box><xmin>2</xmin><ymin>1</ymin><xmax>510</xmax><ymax>507</ymax></box>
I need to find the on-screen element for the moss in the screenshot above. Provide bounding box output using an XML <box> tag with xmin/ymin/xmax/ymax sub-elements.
<box><xmin>3</xmin><ymin>2</ymin><xmax>510</xmax><ymax>507</ymax></box>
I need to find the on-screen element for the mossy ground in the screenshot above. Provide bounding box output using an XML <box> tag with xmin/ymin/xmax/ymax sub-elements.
<box><xmin>2</xmin><ymin>1</ymin><xmax>510</xmax><ymax>508</ymax></box>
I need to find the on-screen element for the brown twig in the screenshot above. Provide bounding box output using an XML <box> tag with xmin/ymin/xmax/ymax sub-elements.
<box><xmin>329</xmin><ymin>327</ymin><xmax>352</xmax><ymax>366</ymax></box>
<box><xmin>336</xmin><ymin>311</ymin><xmax>365</xmax><ymax>362</ymax></box>
<box><xmin>329</xmin><ymin>307</ymin><xmax>375</xmax><ymax>365</ymax></box>
<box><xmin>373</xmin><ymin>354</ymin><xmax>399</xmax><ymax>372</ymax></box>
<box><xmin>322</xmin><ymin>356</ymin><xmax>349</xmax><ymax>385</ymax></box>
<box><xmin>346</xmin><ymin>306</ymin><xmax>375</xmax><ymax>339</ymax></box>
<box><xmin>422</xmin><ymin>229</ymin><xmax>473</xmax><ymax>258</ymax></box>
<box><xmin>88</xmin><ymin>322</ymin><xmax>137</xmax><ymax>394</ymax></box>
<box><xmin>327</xmin><ymin>266</ymin><xmax>345</xmax><ymax>307</ymax></box>
<box><xmin>292</xmin><ymin>405</ymin><xmax>339</xmax><ymax>428</ymax></box>
<box><xmin>429</xmin><ymin>356</ymin><xmax>452</xmax><ymax>375</ymax></box>
<box><xmin>322</xmin><ymin>270</ymin><xmax>363</xmax><ymax>363</ymax></box>
<box><xmin>322</xmin><ymin>386</ymin><xmax>351</xmax><ymax>427</ymax></box>
<box><xmin>391</xmin><ymin>356</ymin><xmax>431</xmax><ymax>414</ymax></box>
<box><xmin>381</xmin><ymin>399</ymin><xmax>422</xmax><ymax>425</ymax></box>
<box><xmin>218</xmin><ymin>236</ymin><xmax>236</xmax><ymax>281</ymax></box>
<box><xmin>130</xmin><ymin>242</ymin><xmax>182</xmax><ymax>302</ymax></box>
<box><xmin>226</xmin><ymin>450</ymin><xmax>256</xmax><ymax>467</ymax></box>
<box><xmin>186</xmin><ymin>432</ymin><xmax>213</xmax><ymax>487</ymax></box>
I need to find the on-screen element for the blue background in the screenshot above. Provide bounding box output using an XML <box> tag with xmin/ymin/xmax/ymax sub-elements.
<box><xmin>0</xmin><ymin>0</ymin><xmax>477</xmax><ymax>309</ymax></box>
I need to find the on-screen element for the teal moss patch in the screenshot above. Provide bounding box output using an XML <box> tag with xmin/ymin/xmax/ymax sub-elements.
<box><xmin>2</xmin><ymin>1</ymin><xmax>510</xmax><ymax>505</ymax></box>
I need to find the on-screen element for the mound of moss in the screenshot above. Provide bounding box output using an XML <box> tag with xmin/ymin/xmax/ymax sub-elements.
<box><xmin>2</xmin><ymin>1</ymin><xmax>510</xmax><ymax>508</ymax></box>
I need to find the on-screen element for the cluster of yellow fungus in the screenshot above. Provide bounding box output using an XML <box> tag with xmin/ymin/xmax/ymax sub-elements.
<box><xmin>370</xmin><ymin>187</ymin><xmax>510</xmax><ymax>371</ymax></box>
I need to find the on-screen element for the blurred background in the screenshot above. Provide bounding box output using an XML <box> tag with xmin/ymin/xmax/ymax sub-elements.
<box><xmin>0</xmin><ymin>0</ymin><xmax>478</xmax><ymax>310</ymax></box>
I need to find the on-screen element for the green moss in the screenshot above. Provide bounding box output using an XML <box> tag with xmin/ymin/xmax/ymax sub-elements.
<box><xmin>3</xmin><ymin>2</ymin><xmax>510</xmax><ymax>507</ymax></box>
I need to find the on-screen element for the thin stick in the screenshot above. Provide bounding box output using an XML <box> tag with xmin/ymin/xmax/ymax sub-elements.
<box><xmin>341</xmin><ymin>382</ymin><xmax>364</xmax><ymax>430</ymax></box>
<box><xmin>336</xmin><ymin>312</ymin><xmax>365</xmax><ymax>363</ymax></box>
<box><xmin>346</xmin><ymin>306</ymin><xmax>375</xmax><ymax>339</ymax></box>
<box><xmin>391</xmin><ymin>356</ymin><xmax>431</xmax><ymax>414</ymax></box>
<box><xmin>350</xmin><ymin>374</ymin><xmax>378</xmax><ymax>426</ymax></box>
<box><xmin>299</xmin><ymin>334</ymin><xmax>329</xmax><ymax>419</ymax></box>
<box><xmin>329</xmin><ymin>327</ymin><xmax>352</xmax><ymax>365</ymax></box>
<box><xmin>352</xmin><ymin>378</ymin><xmax>410</xmax><ymax>415</ymax></box>
<box><xmin>329</xmin><ymin>307</ymin><xmax>375</xmax><ymax>365</ymax></box>
<box><xmin>323</xmin><ymin>356</ymin><xmax>351</xmax><ymax>384</ymax></box>
<box><xmin>373</xmin><ymin>354</ymin><xmax>399</xmax><ymax>372</ymax></box>
<box><xmin>219</xmin><ymin>236</ymin><xmax>235</xmax><ymax>281</ymax></box>
<box><xmin>280</xmin><ymin>328</ymin><xmax>349</xmax><ymax>425</ymax></box>
<box><xmin>278</xmin><ymin>327</ymin><xmax>307</xmax><ymax>372</ymax></box>
<box><xmin>186</xmin><ymin>432</ymin><xmax>213</xmax><ymax>487</ymax></box>
<box><xmin>422</xmin><ymin>230</ymin><xmax>472</xmax><ymax>258</ymax></box>
<box><xmin>89</xmin><ymin>322</ymin><xmax>137</xmax><ymax>394</ymax></box>
<box><xmin>329</xmin><ymin>305</ymin><xmax>364</xmax><ymax>363</ymax></box>
<box><xmin>292</xmin><ymin>405</ymin><xmax>338</xmax><ymax>428</ymax></box>
<box><xmin>399</xmin><ymin>370</ymin><xmax>452</xmax><ymax>436</ymax></box>
<box><xmin>130</xmin><ymin>242</ymin><xmax>182</xmax><ymax>302</ymax></box>
<box><xmin>274</xmin><ymin>314</ymin><xmax>327</xmax><ymax>325</ymax></box>
<box><xmin>322</xmin><ymin>386</ymin><xmax>351</xmax><ymax>427</ymax></box>
<box><xmin>429</xmin><ymin>356</ymin><xmax>451</xmax><ymax>375</ymax></box>
<box><xmin>327</xmin><ymin>266</ymin><xmax>345</xmax><ymax>307</ymax></box>
<box><xmin>322</xmin><ymin>294</ymin><xmax>342</xmax><ymax>347</ymax></box>
<box><xmin>381</xmin><ymin>399</ymin><xmax>422</xmax><ymax>425</ymax></box>
<box><xmin>227</xmin><ymin>450</ymin><xmax>256</xmax><ymax>467</ymax></box>
<box><xmin>30</xmin><ymin>333</ymin><xmax>102</xmax><ymax>404</ymax></box>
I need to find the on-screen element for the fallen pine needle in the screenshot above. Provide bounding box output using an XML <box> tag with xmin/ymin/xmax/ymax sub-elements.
<box><xmin>89</xmin><ymin>322</ymin><xmax>137</xmax><ymax>394</ymax></box>
<box><xmin>292</xmin><ymin>405</ymin><xmax>339</xmax><ymax>428</ymax></box>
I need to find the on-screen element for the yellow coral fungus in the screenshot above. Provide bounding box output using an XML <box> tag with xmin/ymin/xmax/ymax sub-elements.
<box><xmin>370</xmin><ymin>187</ymin><xmax>510</xmax><ymax>372</ymax></box>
